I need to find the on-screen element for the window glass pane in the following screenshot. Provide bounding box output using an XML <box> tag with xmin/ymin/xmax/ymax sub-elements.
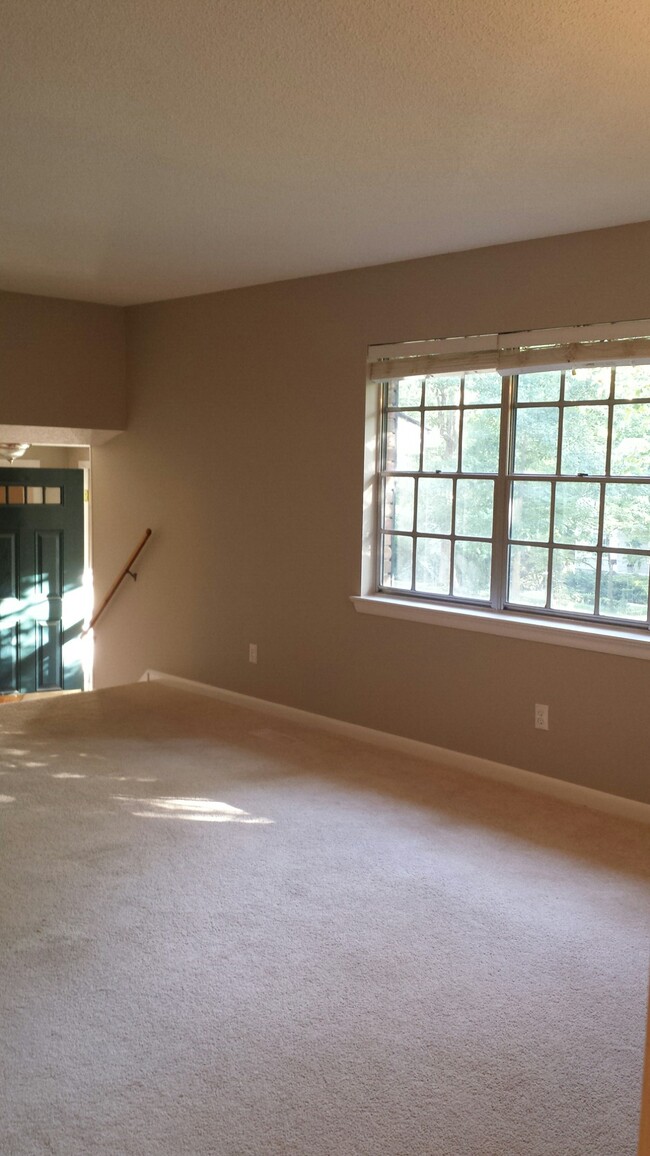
<box><xmin>611</xmin><ymin>403</ymin><xmax>650</xmax><ymax>476</ymax></box>
<box><xmin>463</xmin><ymin>371</ymin><xmax>501</xmax><ymax>404</ymax></box>
<box><xmin>415</xmin><ymin>538</ymin><xmax>451</xmax><ymax>595</ymax></box>
<box><xmin>564</xmin><ymin>367</ymin><xmax>611</xmax><ymax>401</ymax></box>
<box><xmin>26</xmin><ymin>487</ymin><xmax>44</xmax><ymax>504</ymax></box>
<box><xmin>508</xmin><ymin>545</ymin><xmax>548</xmax><ymax>606</ymax></box>
<box><xmin>510</xmin><ymin>481</ymin><xmax>551</xmax><ymax>542</ymax></box>
<box><xmin>554</xmin><ymin>482</ymin><xmax>600</xmax><ymax>546</ymax></box>
<box><xmin>599</xmin><ymin>553</ymin><xmax>649</xmax><ymax>620</ymax></box>
<box><xmin>386</xmin><ymin>409</ymin><xmax>421</xmax><ymax>472</ymax></box>
<box><xmin>453</xmin><ymin>540</ymin><xmax>491</xmax><ymax>600</ymax></box>
<box><xmin>550</xmin><ymin>550</ymin><xmax>597</xmax><ymax>614</ymax></box>
<box><xmin>602</xmin><ymin>483</ymin><xmax>650</xmax><ymax>550</ymax></box>
<box><xmin>461</xmin><ymin>408</ymin><xmax>500</xmax><ymax>473</ymax></box>
<box><xmin>423</xmin><ymin>410</ymin><xmax>459</xmax><ymax>473</ymax></box>
<box><xmin>8</xmin><ymin>486</ymin><xmax>24</xmax><ymax>504</ymax></box>
<box><xmin>425</xmin><ymin>375</ymin><xmax>460</xmax><ymax>407</ymax></box>
<box><xmin>383</xmin><ymin>477</ymin><xmax>414</xmax><ymax>532</ymax></box>
<box><xmin>382</xmin><ymin>535</ymin><xmax>413</xmax><ymax>590</ymax></box>
<box><xmin>417</xmin><ymin>477</ymin><xmax>452</xmax><ymax>534</ymax></box>
<box><xmin>513</xmin><ymin>407</ymin><xmax>559</xmax><ymax>474</ymax></box>
<box><xmin>45</xmin><ymin>487</ymin><xmax>62</xmax><ymax>505</ymax></box>
<box><xmin>455</xmin><ymin>479</ymin><xmax>494</xmax><ymax>538</ymax></box>
<box><xmin>0</xmin><ymin>488</ymin><xmax>5</xmax><ymax>504</ymax></box>
<box><xmin>387</xmin><ymin>378</ymin><xmax>422</xmax><ymax>408</ymax></box>
<box><xmin>517</xmin><ymin>372</ymin><xmax>561</xmax><ymax>403</ymax></box>
<box><xmin>561</xmin><ymin>406</ymin><xmax>608</xmax><ymax>475</ymax></box>
<box><xmin>614</xmin><ymin>366</ymin><xmax>650</xmax><ymax>400</ymax></box>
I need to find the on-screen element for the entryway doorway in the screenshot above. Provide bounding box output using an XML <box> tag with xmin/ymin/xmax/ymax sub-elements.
<box><xmin>0</xmin><ymin>446</ymin><xmax>91</xmax><ymax>695</ymax></box>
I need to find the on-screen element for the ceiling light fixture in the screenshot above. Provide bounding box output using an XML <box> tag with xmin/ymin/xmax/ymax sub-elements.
<box><xmin>0</xmin><ymin>443</ymin><xmax>30</xmax><ymax>464</ymax></box>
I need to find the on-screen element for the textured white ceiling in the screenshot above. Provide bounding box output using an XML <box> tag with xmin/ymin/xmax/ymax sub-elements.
<box><xmin>1</xmin><ymin>0</ymin><xmax>650</xmax><ymax>305</ymax></box>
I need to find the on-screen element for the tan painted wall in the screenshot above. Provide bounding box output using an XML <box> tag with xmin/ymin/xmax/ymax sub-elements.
<box><xmin>19</xmin><ymin>446</ymin><xmax>89</xmax><ymax>469</ymax></box>
<box><xmin>92</xmin><ymin>222</ymin><xmax>650</xmax><ymax>803</ymax></box>
<box><xmin>0</xmin><ymin>291</ymin><xmax>126</xmax><ymax>430</ymax></box>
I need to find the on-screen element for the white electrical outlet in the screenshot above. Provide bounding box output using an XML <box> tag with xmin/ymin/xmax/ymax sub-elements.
<box><xmin>535</xmin><ymin>703</ymin><xmax>549</xmax><ymax>730</ymax></box>
<box><xmin>248</xmin><ymin>643</ymin><xmax>258</xmax><ymax>664</ymax></box>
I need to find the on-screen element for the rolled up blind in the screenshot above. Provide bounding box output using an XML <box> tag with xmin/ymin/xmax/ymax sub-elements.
<box><xmin>367</xmin><ymin>321</ymin><xmax>650</xmax><ymax>382</ymax></box>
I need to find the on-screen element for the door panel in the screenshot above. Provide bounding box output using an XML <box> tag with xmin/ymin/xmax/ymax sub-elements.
<box><xmin>35</xmin><ymin>530</ymin><xmax>63</xmax><ymax>596</ymax></box>
<box><xmin>0</xmin><ymin>533</ymin><xmax>18</xmax><ymax>599</ymax></box>
<box><xmin>37</xmin><ymin>621</ymin><xmax>63</xmax><ymax>691</ymax></box>
<box><xmin>0</xmin><ymin>468</ymin><xmax>84</xmax><ymax>694</ymax></box>
<box><xmin>0</xmin><ymin>622</ymin><xmax>19</xmax><ymax>689</ymax></box>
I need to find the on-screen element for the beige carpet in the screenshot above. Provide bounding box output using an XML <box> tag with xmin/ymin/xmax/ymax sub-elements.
<box><xmin>0</xmin><ymin>681</ymin><xmax>648</xmax><ymax>1156</ymax></box>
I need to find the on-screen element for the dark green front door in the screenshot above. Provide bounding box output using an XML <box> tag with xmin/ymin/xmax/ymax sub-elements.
<box><xmin>0</xmin><ymin>468</ymin><xmax>84</xmax><ymax>694</ymax></box>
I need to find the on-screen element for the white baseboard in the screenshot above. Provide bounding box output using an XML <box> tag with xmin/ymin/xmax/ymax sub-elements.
<box><xmin>140</xmin><ymin>669</ymin><xmax>650</xmax><ymax>825</ymax></box>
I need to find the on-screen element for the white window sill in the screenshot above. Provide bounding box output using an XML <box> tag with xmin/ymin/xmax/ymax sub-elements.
<box><xmin>351</xmin><ymin>594</ymin><xmax>650</xmax><ymax>661</ymax></box>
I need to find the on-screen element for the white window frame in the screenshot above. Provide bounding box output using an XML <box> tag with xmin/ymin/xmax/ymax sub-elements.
<box><xmin>353</xmin><ymin>320</ymin><xmax>650</xmax><ymax>661</ymax></box>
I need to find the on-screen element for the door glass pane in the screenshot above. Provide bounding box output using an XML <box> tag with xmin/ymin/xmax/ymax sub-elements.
<box><xmin>599</xmin><ymin>553</ymin><xmax>650</xmax><ymax>620</ymax></box>
<box><xmin>381</xmin><ymin>535</ymin><xmax>412</xmax><ymax>590</ymax></box>
<box><xmin>510</xmin><ymin>481</ymin><xmax>551</xmax><ymax>542</ymax></box>
<box><xmin>603</xmin><ymin>483</ymin><xmax>650</xmax><ymax>550</ymax></box>
<box><xmin>550</xmin><ymin>550</ymin><xmax>597</xmax><ymax>614</ymax></box>
<box><xmin>517</xmin><ymin>372</ymin><xmax>561</xmax><ymax>403</ymax></box>
<box><xmin>425</xmin><ymin>375</ymin><xmax>460</xmax><ymax>407</ymax></box>
<box><xmin>461</xmin><ymin>408</ymin><xmax>500</xmax><ymax>473</ymax></box>
<box><xmin>453</xmin><ymin>540</ymin><xmax>491</xmax><ymax>600</ymax></box>
<box><xmin>614</xmin><ymin>366</ymin><xmax>650</xmax><ymax>400</ymax></box>
<box><xmin>383</xmin><ymin>477</ymin><xmax>414</xmax><ymax>532</ymax></box>
<box><xmin>387</xmin><ymin>378</ymin><xmax>422</xmax><ymax>408</ymax></box>
<box><xmin>554</xmin><ymin>482</ymin><xmax>600</xmax><ymax>545</ymax></box>
<box><xmin>463</xmin><ymin>371</ymin><xmax>501</xmax><ymax>404</ymax></box>
<box><xmin>513</xmin><ymin>408</ymin><xmax>559</xmax><ymax>474</ymax></box>
<box><xmin>508</xmin><ymin>545</ymin><xmax>548</xmax><ymax>606</ymax></box>
<box><xmin>8</xmin><ymin>487</ymin><xmax>24</xmax><ymax>504</ymax></box>
<box><xmin>611</xmin><ymin>404</ymin><xmax>650</xmax><ymax>476</ymax></box>
<box><xmin>417</xmin><ymin>477</ymin><xmax>452</xmax><ymax>534</ymax></box>
<box><xmin>26</xmin><ymin>487</ymin><xmax>43</xmax><ymax>504</ymax></box>
<box><xmin>423</xmin><ymin>410</ymin><xmax>459</xmax><ymax>472</ymax></box>
<box><xmin>386</xmin><ymin>410</ymin><xmax>421</xmax><ymax>472</ymax></box>
<box><xmin>415</xmin><ymin>538</ymin><xmax>451</xmax><ymax>595</ymax></box>
<box><xmin>45</xmin><ymin>487</ymin><xmax>62</xmax><ymax>505</ymax></box>
<box><xmin>455</xmin><ymin>479</ymin><xmax>493</xmax><ymax>538</ymax></box>
<box><xmin>561</xmin><ymin>406</ymin><xmax>608</xmax><ymax>475</ymax></box>
<box><xmin>564</xmin><ymin>367</ymin><xmax>611</xmax><ymax>401</ymax></box>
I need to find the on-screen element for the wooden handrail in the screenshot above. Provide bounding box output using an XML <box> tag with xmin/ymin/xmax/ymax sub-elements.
<box><xmin>83</xmin><ymin>529</ymin><xmax>152</xmax><ymax>635</ymax></box>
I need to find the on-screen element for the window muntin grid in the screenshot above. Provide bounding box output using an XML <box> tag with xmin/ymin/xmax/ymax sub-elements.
<box><xmin>378</xmin><ymin>365</ymin><xmax>650</xmax><ymax>627</ymax></box>
<box><xmin>380</xmin><ymin>371</ymin><xmax>502</xmax><ymax>605</ymax></box>
<box><xmin>507</xmin><ymin>367</ymin><xmax>650</xmax><ymax>624</ymax></box>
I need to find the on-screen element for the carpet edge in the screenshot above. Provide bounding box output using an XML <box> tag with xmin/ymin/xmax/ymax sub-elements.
<box><xmin>139</xmin><ymin>669</ymin><xmax>650</xmax><ymax>825</ymax></box>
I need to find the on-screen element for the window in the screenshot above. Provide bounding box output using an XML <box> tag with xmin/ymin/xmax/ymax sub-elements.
<box><xmin>382</xmin><ymin>370</ymin><xmax>502</xmax><ymax>604</ymax></box>
<box><xmin>368</xmin><ymin>324</ymin><xmax>650</xmax><ymax>634</ymax></box>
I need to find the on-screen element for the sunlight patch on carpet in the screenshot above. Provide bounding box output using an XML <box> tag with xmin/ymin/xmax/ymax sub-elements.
<box><xmin>115</xmin><ymin>795</ymin><xmax>274</xmax><ymax>824</ymax></box>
